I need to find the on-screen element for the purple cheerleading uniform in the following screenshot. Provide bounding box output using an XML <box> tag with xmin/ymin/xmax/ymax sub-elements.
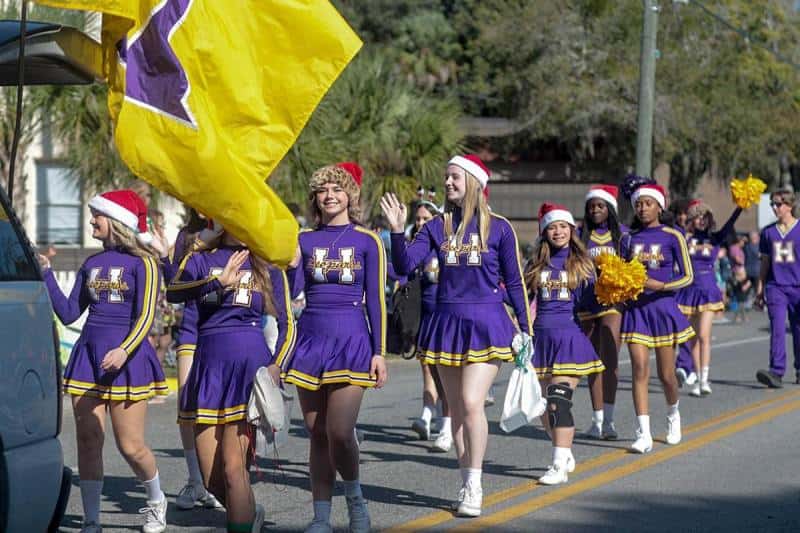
<box><xmin>760</xmin><ymin>221</ymin><xmax>800</xmax><ymax>377</ymax></box>
<box><xmin>282</xmin><ymin>224</ymin><xmax>387</xmax><ymax>391</ymax></box>
<box><xmin>620</xmin><ymin>225</ymin><xmax>696</xmax><ymax>347</ymax></box>
<box><xmin>531</xmin><ymin>247</ymin><xmax>604</xmax><ymax>377</ymax></box>
<box><xmin>391</xmin><ymin>211</ymin><xmax>531</xmax><ymax>366</ymax></box>
<box><xmin>577</xmin><ymin>223</ymin><xmax>629</xmax><ymax>321</ymax></box>
<box><xmin>173</xmin><ymin>247</ymin><xmax>294</xmax><ymax>424</ymax></box>
<box><xmin>44</xmin><ymin>250</ymin><xmax>168</xmax><ymax>401</ymax></box>
<box><xmin>676</xmin><ymin>208</ymin><xmax>741</xmax><ymax>315</ymax></box>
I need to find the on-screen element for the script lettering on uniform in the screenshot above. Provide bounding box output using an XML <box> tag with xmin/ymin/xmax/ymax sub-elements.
<box><xmin>87</xmin><ymin>267</ymin><xmax>129</xmax><ymax>303</ymax></box>
<box><xmin>443</xmin><ymin>233</ymin><xmax>482</xmax><ymax>265</ymax></box>
<box><xmin>539</xmin><ymin>270</ymin><xmax>570</xmax><ymax>301</ymax></box>
<box><xmin>311</xmin><ymin>247</ymin><xmax>363</xmax><ymax>284</ymax></box>
<box><xmin>632</xmin><ymin>243</ymin><xmax>664</xmax><ymax>269</ymax></box>
<box><xmin>688</xmin><ymin>238</ymin><xmax>713</xmax><ymax>257</ymax></box>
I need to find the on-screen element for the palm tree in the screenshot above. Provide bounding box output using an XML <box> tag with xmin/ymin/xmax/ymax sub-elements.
<box><xmin>272</xmin><ymin>50</ymin><xmax>464</xmax><ymax>223</ymax></box>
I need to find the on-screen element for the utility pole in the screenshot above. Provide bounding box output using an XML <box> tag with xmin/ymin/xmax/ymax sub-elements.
<box><xmin>635</xmin><ymin>0</ymin><xmax>659</xmax><ymax>178</ymax></box>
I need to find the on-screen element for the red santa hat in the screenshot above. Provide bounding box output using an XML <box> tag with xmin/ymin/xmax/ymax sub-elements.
<box><xmin>585</xmin><ymin>184</ymin><xmax>619</xmax><ymax>211</ymax></box>
<box><xmin>88</xmin><ymin>189</ymin><xmax>152</xmax><ymax>244</ymax></box>
<box><xmin>630</xmin><ymin>183</ymin><xmax>666</xmax><ymax>210</ymax></box>
<box><xmin>336</xmin><ymin>161</ymin><xmax>363</xmax><ymax>188</ymax></box>
<box><xmin>538</xmin><ymin>202</ymin><xmax>575</xmax><ymax>233</ymax></box>
<box><xmin>448</xmin><ymin>154</ymin><xmax>490</xmax><ymax>190</ymax></box>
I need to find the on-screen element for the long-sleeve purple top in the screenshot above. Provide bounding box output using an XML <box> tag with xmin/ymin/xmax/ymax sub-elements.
<box><xmin>287</xmin><ymin>224</ymin><xmax>387</xmax><ymax>357</ymax></box>
<box><xmin>43</xmin><ymin>249</ymin><xmax>160</xmax><ymax>355</ymax></box>
<box><xmin>390</xmin><ymin>211</ymin><xmax>531</xmax><ymax>335</ymax></box>
<box><xmin>533</xmin><ymin>246</ymin><xmax>594</xmax><ymax>328</ymax></box>
<box><xmin>621</xmin><ymin>224</ymin><xmax>694</xmax><ymax>293</ymax></box>
<box><xmin>579</xmin><ymin>223</ymin><xmax>629</xmax><ymax>258</ymax></box>
<box><xmin>686</xmin><ymin>208</ymin><xmax>742</xmax><ymax>275</ymax></box>
<box><xmin>172</xmin><ymin>246</ymin><xmax>295</xmax><ymax>367</ymax></box>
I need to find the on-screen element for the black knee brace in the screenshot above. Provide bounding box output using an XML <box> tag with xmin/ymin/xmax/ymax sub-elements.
<box><xmin>546</xmin><ymin>382</ymin><xmax>574</xmax><ymax>428</ymax></box>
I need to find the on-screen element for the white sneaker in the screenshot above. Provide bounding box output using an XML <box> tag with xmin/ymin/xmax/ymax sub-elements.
<box><xmin>139</xmin><ymin>497</ymin><xmax>167</xmax><ymax>533</ymax></box>
<box><xmin>484</xmin><ymin>386</ymin><xmax>496</xmax><ymax>407</ymax></box>
<box><xmin>685</xmin><ymin>371</ymin><xmax>698</xmax><ymax>386</ymax></box>
<box><xmin>252</xmin><ymin>504</ymin><xmax>265</xmax><ymax>533</ymax></box>
<box><xmin>700</xmin><ymin>380</ymin><xmax>712</xmax><ymax>395</ymax></box>
<box><xmin>675</xmin><ymin>368</ymin><xmax>688</xmax><ymax>387</ymax></box>
<box><xmin>583</xmin><ymin>422</ymin><xmax>602</xmax><ymax>439</ymax></box>
<box><xmin>80</xmin><ymin>522</ymin><xmax>103</xmax><ymax>533</ymax></box>
<box><xmin>304</xmin><ymin>520</ymin><xmax>333</xmax><ymax>533</ymax></box>
<box><xmin>176</xmin><ymin>482</ymin><xmax>211</xmax><ymax>510</ymax></box>
<box><xmin>630</xmin><ymin>429</ymin><xmax>653</xmax><ymax>454</ymax></box>
<box><xmin>688</xmin><ymin>381</ymin><xmax>701</xmax><ymax>397</ymax></box>
<box><xmin>539</xmin><ymin>462</ymin><xmax>569</xmax><ymax>485</ymax></box>
<box><xmin>456</xmin><ymin>481</ymin><xmax>482</xmax><ymax>517</ymax></box>
<box><xmin>431</xmin><ymin>431</ymin><xmax>453</xmax><ymax>452</ymax></box>
<box><xmin>411</xmin><ymin>418</ymin><xmax>431</xmax><ymax>440</ymax></box>
<box><xmin>602</xmin><ymin>420</ymin><xmax>618</xmax><ymax>440</ymax></box>
<box><xmin>666</xmin><ymin>412</ymin><xmax>682</xmax><ymax>445</ymax></box>
<box><xmin>450</xmin><ymin>485</ymin><xmax>466</xmax><ymax>511</ymax></box>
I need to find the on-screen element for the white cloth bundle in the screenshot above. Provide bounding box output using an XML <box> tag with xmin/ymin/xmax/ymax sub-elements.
<box><xmin>247</xmin><ymin>367</ymin><xmax>293</xmax><ymax>454</ymax></box>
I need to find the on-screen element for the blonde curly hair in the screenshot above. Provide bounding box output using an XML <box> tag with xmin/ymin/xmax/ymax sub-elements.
<box><xmin>308</xmin><ymin>165</ymin><xmax>362</xmax><ymax>224</ymax></box>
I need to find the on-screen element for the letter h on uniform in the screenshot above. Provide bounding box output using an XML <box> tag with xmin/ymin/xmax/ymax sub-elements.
<box><xmin>774</xmin><ymin>242</ymin><xmax>795</xmax><ymax>263</ymax></box>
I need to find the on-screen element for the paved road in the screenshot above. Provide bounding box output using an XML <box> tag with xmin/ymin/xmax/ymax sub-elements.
<box><xmin>58</xmin><ymin>311</ymin><xmax>800</xmax><ymax>532</ymax></box>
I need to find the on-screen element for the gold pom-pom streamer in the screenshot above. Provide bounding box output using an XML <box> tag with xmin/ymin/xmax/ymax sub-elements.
<box><xmin>594</xmin><ymin>254</ymin><xmax>647</xmax><ymax>305</ymax></box>
<box><xmin>730</xmin><ymin>174</ymin><xmax>767</xmax><ymax>209</ymax></box>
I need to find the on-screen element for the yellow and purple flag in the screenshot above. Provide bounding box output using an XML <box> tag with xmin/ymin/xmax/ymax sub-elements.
<box><xmin>34</xmin><ymin>0</ymin><xmax>362</xmax><ymax>266</ymax></box>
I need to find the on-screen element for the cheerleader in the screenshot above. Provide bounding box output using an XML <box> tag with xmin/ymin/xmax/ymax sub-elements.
<box><xmin>282</xmin><ymin>163</ymin><xmax>388</xmax><ymax>533</ymax></box>
<box><xmin>407</xmin><ymin>199</ymin><xmax>453</xmax><ymax>452</ymax></box>
<box><xmin>39</xmin><ymin>190</ymin><xmax>169</xmax><ymax>533</ymax></box>
<box><xmin>526</xmin><ymin>203</ymin><xmax>604</xmax><ymax>485</ymax></box>
<box><xmin>675</xmin><ymin>200</ymin><xmax>742</xmax><ymax>396</ymax></box>
<box><xmin>169</xmin><ymin>226</ymin><xmax>293</xmax><ymax>533</ymax></box>
<box><xmin>578</xmin><ymin>185</ymin><xmax>628</xmax><ymax>440</ymax></box>
<box><xmin>163</xmin><ymin>212</ymin><xmax>222</xmax><ymax>511</ymax></box>
<box><xmin>621</xmin><ymin>181</ymin><xmax>694</xmax><ymax>453</ymax></box>
<box><xmin>755</xmin><ymin>189</ymin><xmax>800</xmax><ymax>388</ymax></box>
<box><xmin>381</xmin><ymin>154</ymin><xmax>531</xmax><ymax>517</ymax></box>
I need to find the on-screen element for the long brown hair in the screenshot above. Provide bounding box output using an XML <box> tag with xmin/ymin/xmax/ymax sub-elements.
<box><xmin>107</xmin><ymin>219</ymin><xmax>159</xmax><ymax>260</ymax></box>
<box><xmin>443</xmin><ymin>171</ymin><xmax>490</xmax><ymax>251</ymax></box>
<box><xmin>197</xmin><ymin>233</ymin><xmax>277</xmax><ymax>316</ymax></box>
<box><xmin>525</xmin><ymin>228</ymin><xmax>594</xmax><ymax>296</ymax></box>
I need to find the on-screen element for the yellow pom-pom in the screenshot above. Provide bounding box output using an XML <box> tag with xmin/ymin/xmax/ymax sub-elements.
<box><xmin>594</xmin><ymin>254</ymin><xmax>647</xmax><ymax>305</ymax></box>
<box><xmin>730</xmin><ymin>174</ymin><xmax>767</xmax><ymax>209</ymax></box>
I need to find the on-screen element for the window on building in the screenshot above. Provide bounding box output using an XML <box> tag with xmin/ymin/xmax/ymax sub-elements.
<box><xmin>36</xmin><ymin>163</ymin><xmax>81</xmax><ymax>245</ymax></box>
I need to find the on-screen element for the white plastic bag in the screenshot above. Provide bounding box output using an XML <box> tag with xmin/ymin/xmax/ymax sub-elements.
<box><xmin>499</xmin><ymin>362</ymin><xmax>546</xmax><ymax>433</ymax></box>
<box><xmin>247</xmin><ymin>367</ymin><xmax>293</xmax><ymax>454</ymax></box>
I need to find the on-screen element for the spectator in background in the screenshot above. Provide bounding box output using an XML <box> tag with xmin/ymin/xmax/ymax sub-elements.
<box><xmin>744</xmin><ymin>231</ymin><xmax>761</xmax><ymax>306</ymax></box>
<box><xmin>731</xmin><ymin>269</ymin><xmax>752</xmax><ymax>323</ymax></box>
<box><xmin>728</xmin><ymin>233</ymin><xmax>746</xmax><ymax>277</ymax></box>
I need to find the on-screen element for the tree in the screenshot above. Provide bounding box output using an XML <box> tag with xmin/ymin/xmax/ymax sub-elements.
<box><xmin>271</xmin><ymin>51</ymin><xmax>464</xmax><ymax>222</ymax></box>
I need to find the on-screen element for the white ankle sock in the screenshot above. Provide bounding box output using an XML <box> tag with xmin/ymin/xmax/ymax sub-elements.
<box><xmin>701</xmin><ymin>367</ymin><xmax>710</xmax><ymax>383</ymax></box>
<box><xmin>592</xmin><ymin>409</ymin><xmax>603</xmax><ymax>425</ymax></box>
<box><xmin>603</xmin><ymin>403</ymin><xmax>615</xmax><ymax>422</ymax></box>
<box><xmin>668</xmin><ymin>402</ymin><xmax>680</xmax><ymax>417</ymax></box>
<box><xmin>184</xmin><ymin>448</ymin><xmax>203</xmax><ymax>485</ymax></box>
<box><xmin>466</xmin><ymin>468</ymin><xmax>482</xmax><ymax>487</ymax></box>
<box><xmin>313</xmin><ymin>500</ymin><xmax>332</xmax><ymax>523</ymax></box>
<box><xmin>553</xmin><ymin>447</ymin><xmax>571</xmax><ymax>466</ymax></box>
<box><xmin>142</xmin><ymin>471</ymin><xmax>164</xmax><ymax>503</ymax></box>
<box><xmin>637</xmin><ymin>415</ymin><xmax>651</xmax><ymax>436</ymax></box>
<box><xmin>342</xmin><ymin>479</ymin><xmax>363</xmax><ymax>500</ymax></box>
<box><xmin>439</xmin><ymin>417</ymin><xmax>452</xmax><ymax>436</ymax></box>
<box><xmin>80</xmin><ymin>479</ymin><xmax>103</xmax><ymax>524</ymax></box>
<box><xmin>421</xmin><ymin>405</ymin><xmax>433</xmax><ymax>423</ymax></box>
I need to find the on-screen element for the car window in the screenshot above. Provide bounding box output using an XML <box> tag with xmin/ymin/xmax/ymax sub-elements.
<box><xmin>0</xmin><ymin>190</ymin><xmax>39</xmax><ymax>281</ymax></box>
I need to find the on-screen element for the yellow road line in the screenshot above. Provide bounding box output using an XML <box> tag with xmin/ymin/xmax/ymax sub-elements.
<box><xmin>454</xmin><ymin>395</ymin><xmax>800</xmax><ymax>531</ymax></box>
<box><xmin>384</xmin><ymin>389</ymin><xmax>800</xmax><ymax>532</ymax></box>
